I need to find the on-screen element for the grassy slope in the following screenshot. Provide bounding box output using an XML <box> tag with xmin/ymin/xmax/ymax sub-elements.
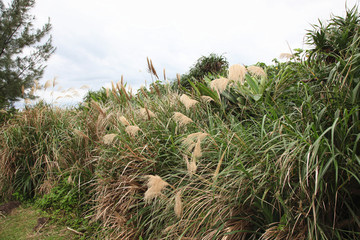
<box><xmin>0</xmin><ymin>7</ymin><xmax>359</xmax><ymax>239</ymax></box>
<box><xmin>0</xmin><ymin>205</ymin><xmax>76</xmax><ymax>240</ymax></box>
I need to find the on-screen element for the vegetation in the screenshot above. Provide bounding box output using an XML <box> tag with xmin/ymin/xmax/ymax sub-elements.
<box><xmin>179</xmin><ymin>53</ymin><xmax>229</xmax><ymax>89</ymax></box>
<box><xmin>0</xmin><ymin>6</ymin><xmax>359</xmax><ymax>240</ymax></box>
<box><xmin>0</xmin><ymin>205</ymin><xmax>76</xmax><ymax>239</ymax></box>
<box><xmin>0</xmin><ymin>0</ymin><xmax>55</xmax><ymax>109</ymax></box>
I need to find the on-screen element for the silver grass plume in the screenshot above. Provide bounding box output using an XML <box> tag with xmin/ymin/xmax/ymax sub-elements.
<box><xmin>144</xmin><ymin>175</ymin><xmax>169</xmax><ymax>202</ymax></box>
<box><xmin>180</xmin><ymin>94</ymin><xmax>198</xmax><ymax>110</ymax></box>
<box><xmin>228</xmin><ymin>64</ymin><xmax>247</xmax><ymax>84</ymax></box>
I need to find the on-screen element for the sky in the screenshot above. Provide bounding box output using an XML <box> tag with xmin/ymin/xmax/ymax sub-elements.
<box><xmin>10</xmin><ymin>0</ymin><xmax>360</xmax><ymax>107</ymax></box>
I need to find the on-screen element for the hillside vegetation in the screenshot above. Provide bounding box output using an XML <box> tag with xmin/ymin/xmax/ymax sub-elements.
<box><xmin>1</xmin><ymin>7</ymin><xmax>359</xmax><ymax>240</ymax></box>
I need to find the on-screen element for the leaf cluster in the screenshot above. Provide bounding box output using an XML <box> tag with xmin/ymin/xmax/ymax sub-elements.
<box><xmin>0</xmin><ymin>0</ymin><xmax>55</xmax><ymax>109</ymax></box>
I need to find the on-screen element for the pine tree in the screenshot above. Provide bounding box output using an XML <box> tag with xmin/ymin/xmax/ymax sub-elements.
<box><xmin>0</xmin><ymin>0</ymin><xmax>55</xmax><ymax>109</ymax></box>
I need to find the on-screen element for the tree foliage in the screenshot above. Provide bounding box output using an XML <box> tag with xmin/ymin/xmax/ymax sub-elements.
<box><xmin>180</xmin><ymin>53</ymin><xmax>228</xmax><ymax>89</ymax></box>
<box><xmin>0</xmin><ymin>0</ymin><xmax>55</xmax><ymax>109</ymax></box>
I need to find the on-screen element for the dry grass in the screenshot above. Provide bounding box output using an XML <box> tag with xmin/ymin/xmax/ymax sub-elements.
<box><xmin>174</xmin><ymin>191</ymin><xmax>183</xmax><ymax>218</ymax></box>
<box><xmin>247</xmin><ymin>65</ymin><xmax>267</xmax><ymax>78</ymax></box>
<box><xmin>180</xmin><ymin>94</ymin><xmax>198</xmax><ymax>110</ymax></box>
<box><xmin>138</xmin><ymin>108</ymin><xmax>156</xmax><ymax>120</ymax></box>
<box><xmin>210</xmin><ymin>78</ymin><xmax>230</xmax><ymax>93</ymax></box>
<box><xmin>102</xmin><ymin>133</ymin><xmax>117</xmax><ymax>145</ymax></box>
<box><xmin>44</xmin><ymin>79</ymin><xmax>53</xmax><ymax>90</ymax></box>
<box><xmin>173</xmin><ymin>112</ymin><xmax>193</xmax><ymax>127</ymax></box>
<box><xmin>184</xmin><ymin>155</ymin><xmax>197</xmax><ymax>177</ymax></box>
<box><xmin>200</xmin><ymin>95</ymin><xmax>214</xmax><ymax>103</ymax></box>
<box><xmin>228</xmin><ymin>64</ymin><xmax>246</xmax><ymax>84</ymax></box>
<box><xmin>118</xmin><ymin>115</ymin><xmax>130</xmax><ymax>126</ymax></box>
<box><xmin>279</xmin><ymin>53</ymin><xmax>294</xmax><ymax>60</ymax></box>
<box><xmin>144</xmin><ymin>175</ymin><xmax>169</xmax><ymax>202</ymax></box>
<box><xmin>125</xmin><ymin>125</ymin><xmax>140</xmax><ymax>137</ymax></box>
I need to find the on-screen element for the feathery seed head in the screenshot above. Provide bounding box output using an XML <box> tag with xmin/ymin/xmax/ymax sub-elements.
<box><xmin>247</xmin><ymin>66</ymin><xmax>267</xmax><ymax>78</ymax></box>
<box><xmin>182</xmin><ymin>132</ymin><xmax>208</xmax><ymax>150</ymax></box>
<box><xmin>103</xmin><ymin>133</ymin><xmax>117</xmax><ymax>145</ymax></box>
<box><xmin>184</xmin><ymin>155</ymin><xmax>197</xmax><ymax>177</ymax></box>
<box><xmin>174</xmin><ymin>191</ymin><xmax>183</xmax><ymax>218</ymax></box>
<box><xmin>279</xmin><ymin>53</ymin><xmax>293</xmax><ymax>60</ymax></box>
<box><xmin>228</xmin><ymin>64</ymin><xmax>247</xmax><ymax>84</ymax></box>
<box><xmin>91</xmin><ymin>100</ymin><xmax>106</xmax><ymax>117</ymax></box>
<box><xmin>139</xmin><ymin>108</ymin><xmax>156</xmax><ymax>120</ymax></box>
<box><xmin>125</xmin><ymin>125</ymin><xmax>140</xmax><ymax>137</ymax></box>
<box><xmin>200</xmin><ymin>95</ymin><xmax>214</xmax><ymax>103</ymax></box>
<box><xmin>118</xmin><ymin>115</ymin><xmax>130</xmax><ymax>126</ymax></box>
<box><xmin>210</xmin><ymin>78</ymin><xmax>229</xmax><ymax>93</ymax></box>
<box><xmin>144</xmin><ymin>175</ymin><xmax>169</xmax><ymax>202</ymax></box>
<box><xmin>34</xmin><ymin>80</ymin><xmax>41</xmax><ymax>90</ymax></box>
<box><xmin>80</xmin><ymin>85</ymin><xmax>90</xmax><ymax>89</ymax></box>
<box><xmin>192</xmin><ymin>137</ymin><xmax>202</xmax><ymax>159</ymax></box>
<box><xmin>44</xmin><ymin>80</ymin><xmax>53</xmax><ymax>90</ymax></box>
<box><xmin>29</xmin><ymin>86</ymin><xmax>35</xmax><ymax>96</ymax></box>
<box><xmin>180</xmin><ymin>94</ymin><xmax>198</xmax><ymax>110</ymax></box>
<box><xmin>53</xmin><ymin>78</ymin><xmax>58</xmax><ymax>87</ymax></box>
<box><xmin>73</xmin><ymin>129</ymin><xmax>89</xmax><ymax>139</ymax></box>
<box><xmin>173</xmin><ymin>112</ymin><xmax>193</xmax><ymax>127</ymax></box>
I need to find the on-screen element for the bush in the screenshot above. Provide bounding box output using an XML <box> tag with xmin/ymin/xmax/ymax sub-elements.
<box><xmin>179</xmin><ymin>53</ymin><xmax>228</xmax><ymax>89</ymax></box>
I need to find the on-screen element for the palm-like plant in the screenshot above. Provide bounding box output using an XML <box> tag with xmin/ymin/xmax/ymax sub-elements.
<box><xmin>179</xmin><ymin>53</ymin><xmax>229</xmax><ymax>89</ymax></box>
<box><xmin>306</xmin><ymin>6</ymin><xmax>360</xmax><ymax>64</ymax></box>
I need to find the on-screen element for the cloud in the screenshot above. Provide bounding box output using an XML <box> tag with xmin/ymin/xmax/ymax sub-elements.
<box><xmin>23</xmin><ymin>0</ymin><xmax>359</xmax><ymax>107</ymax></box>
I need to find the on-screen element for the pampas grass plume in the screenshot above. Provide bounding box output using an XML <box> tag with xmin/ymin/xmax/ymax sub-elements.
<box><xmin>247</xmin><ymin>66</ymin><xmax>267</xmax><ymax>78</ymax></box>
<box><xmin>103</xmin><ymin>133</ymin><xmax>117</xmax><ymax>145</ymax></box>
<box><xmin>279</xmin><ymin>53</ymin><xmax>293</xmax><ymax>60</ymax></box>
<box><xmin>125</xmin><ymin>125</ymin><xmax>140</xmax><ymax>137</ymax></box>
<box><xmin>144</xmin><ymin>175</ymin><xmax>169</xmax><ymax>202</ymax></box>
<box><xmin>182</xmin><ymin>132</ymin><xmax>208</xmax><ymax>151</ymax></box>
<box><xmin>174</xmin><ymin>191</ymin><xmax>183</xmax><ymax>218</ymax></box>
<box><xmin>193</xmin><ymin>137</ymin><xmax>202</xmax><ymax>159</ymax></box>
<box><xmin>228</xmin><ymin>64</ymin><xmax>247</xmax><ymax>84</ymax></box>
<box><xmin>139</xmin><ymin>108</ymin><xmax>156</xmax><ymax>120</ymax></box>
<box><xmin>210</xmin><ymin>78</ymin><xmax>229</xmax><ymax>93</ymax></box>
<box><xmin>180</xmin><ymin>94</ymin><xmax>198</xmax><ymax>110</ymax></box>
<box><xmin>118</xmin><ymin>115</ymin><xmax>130</xmax><ymax>126</ymax></box>
<box><xmin>173</xmin><ymin>112</ymin><xmax>193</xmax><ymax>127</ymax></box>
<box><xmin>73</xmin><ymin>129</ymin><xmax>89</xmax><ymax>140</ymax></box>
<box><xmin>44</xmin><ymin>79</ymin><xmax>53</xmax><ymax>90</ymax></box>
<box><xmin>184</xmin><ymin>155</ymin><xmax>197</xmax><ymax>177</ymax></box>
<box><xmin>201</xmin><ymin>95</ymin><xmax>214</xmax><ymax>103</ymax></box>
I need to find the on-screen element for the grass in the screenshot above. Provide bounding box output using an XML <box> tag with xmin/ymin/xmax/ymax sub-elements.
<box><xmin>0</xmin><ymin>205</ymin><xmax>76</xmax><ymax>240</ymax></box>
<box><xmin>0</xmin><ymin>6</ymin><xmax>359</xmax><ymax>239</ymax></box>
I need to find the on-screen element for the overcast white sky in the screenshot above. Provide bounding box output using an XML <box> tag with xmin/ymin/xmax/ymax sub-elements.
<box><xmin>11</xmin><ymin>0</ymin><xmax>360</xmax><ymax>106</ymax></box>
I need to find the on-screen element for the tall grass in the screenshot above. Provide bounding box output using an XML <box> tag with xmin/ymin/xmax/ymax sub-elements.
<box><xmin>1</xmin><ymin>7</ymin><xmax>359</xmax><ymax>239</ymax></box>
